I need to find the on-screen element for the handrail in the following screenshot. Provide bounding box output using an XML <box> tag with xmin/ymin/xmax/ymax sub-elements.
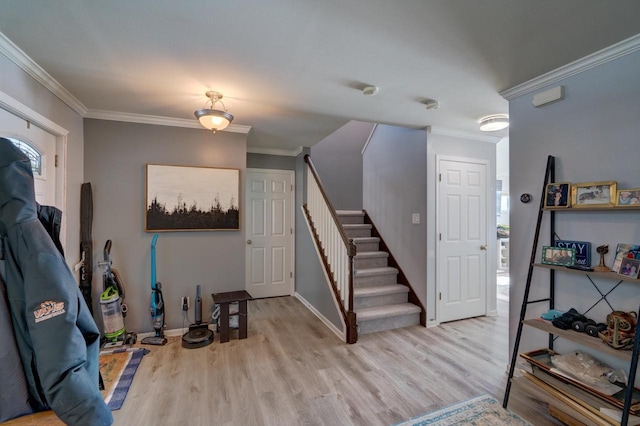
<box><xmin>303</xmin><ymin>154</ymin><xmax>357</xmax><ymax>343</ymax></box>
<box><xmin>304</xmin><ymin>155</ymin><xmax>354</xmax><ymax>252</ymax></box>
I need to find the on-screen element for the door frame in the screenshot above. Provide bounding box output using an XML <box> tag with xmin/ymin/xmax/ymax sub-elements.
<box><xmin>245</xmin><ymin>168</ymin><xmax>296</xmax><ymax>297</ymax></box>
<box><xmin>0</xmin><ymin>90</ymin><xmax>68</xmax><ymax>245</ymax></box>
<box><xmin>435</xmin><ymin>154</ymin><xmax>494</xmax><ymax>324</ymax></box>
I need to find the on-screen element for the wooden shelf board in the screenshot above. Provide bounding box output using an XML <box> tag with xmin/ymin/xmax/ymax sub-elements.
<box><xmin>544</xmin><ymin>206</ymin><xmax>640</xmax><ymax>212</ymax></box>
<box><xmin>523</xmin><ymin>318</ymin><xmax>632</xmax><ymax>361</ymax></box>
<box><xmin>533</xmin><ymin>263</ymin><xmax>640</xmax><ymax>284</ymax></box>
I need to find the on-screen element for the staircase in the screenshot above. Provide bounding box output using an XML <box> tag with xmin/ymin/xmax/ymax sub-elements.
<box><xmin>338</xmin><ymin>210</ymin><xmax>421</xmax><ymax>334</ymax></box>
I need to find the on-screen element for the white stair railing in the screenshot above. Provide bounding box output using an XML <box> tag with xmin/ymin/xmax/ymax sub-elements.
<box><xmin>303</xmin><ymin>155</ymin><xmax>357</xmax><ymax>343</ymax></box>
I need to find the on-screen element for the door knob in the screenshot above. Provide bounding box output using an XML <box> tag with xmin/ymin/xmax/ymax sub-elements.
<box><xmin>247</xmin><ymin>240</ymin><xmax>252</xmax><ymax>244</ymax></box>
<box><xmin>480</xmin><ymin>245</ymin><xmax>487</xmax><ymax>250</ymax></box>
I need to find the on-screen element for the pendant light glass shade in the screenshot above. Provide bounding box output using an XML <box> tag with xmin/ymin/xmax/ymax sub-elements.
<box><xmin>195</xmin><ymin>91</ymin><xmax>234</xmax><ymax>132</ymax></box>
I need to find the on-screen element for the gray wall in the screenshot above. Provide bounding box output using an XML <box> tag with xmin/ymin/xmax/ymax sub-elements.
<box><xmin>295</xmin><ymin>149</ymin><xmax>343</xmax><ymax>331</ymax></box>
<box><xmin>0</xmin><ymin>54</ymin><xmax>84</xmax><ymax>268</ymax></box>
<box><xmin>363</xmin><ymin>125</ymin><xmax>428</xmax><ymax>305</ymax></box>
<box><xmin>426</xmin><ymin>133</ymin><xmax>497</xmax><ymax>323</ymax></box>
<box><xmin>247</xmin><ymin>152</ymin><xmax>296</xmax><ymax>170</ymax></box>
<box><xmin>84</xmin><ymin>119</ymin><xmax>247</xmax><ymax>333</ymax></box>
<box><xmin>508</xmin><ymin>50</ymin><xmax>640</xmax><ymax>373</ymax></box>
<box><xmin>311</xmin><ymin>120</ymin><xmax>375</xmax><ymax>211</ymax></box>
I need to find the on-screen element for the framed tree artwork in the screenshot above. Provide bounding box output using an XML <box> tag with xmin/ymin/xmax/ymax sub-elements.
<box><xmin>145</xmin><ymin>164</ymin><xmax>240</xmax><ymax>231</ymax></box>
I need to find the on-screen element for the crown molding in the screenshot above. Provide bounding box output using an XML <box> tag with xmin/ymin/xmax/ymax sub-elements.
<box><xmin>247</xmin><ymin>146</ymin><xmax>304</xmax><ymax>157</ymax></box>
<box><xmin>0</xmin><ymin>32</ymin><xmax>87</xmax><ymax>116</ymax></box>
<box><xmin>429</xmin><ymin>126</ymin><xmax>502</xmax><ymax>144</ymax></box>
<box><xmin>85</xmin><ymin>109</ymin><xmax>251</xmax><ymax>134</ymax></box>
<box><xmin>501</xmin><ymin>33</ymin><xmax>640</xmax><ymax>101</ymax></box>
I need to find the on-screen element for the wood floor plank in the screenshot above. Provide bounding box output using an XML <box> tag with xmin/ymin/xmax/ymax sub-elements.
<box><xmin>112</xmin><ymin>296</ymin><xmax>561</xmax><ymax>426</ymax></box>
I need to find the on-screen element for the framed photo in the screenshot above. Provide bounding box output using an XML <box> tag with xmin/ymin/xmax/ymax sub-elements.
<box><xmin>541</xmin><ymin>246</ymin><xmax>576</xmax><ymax>266</ymax></box>
<box><xmin>555</xmin><ymin>240</ymin><xmax>591</xmax><ymax>267</ymax></box>
<box><xmin>611</xmin><ymin>243</ymin><xmax>640</xmax><ymax>273</ymax></box>
<box><xmin>145</xmin><ymin>164</ymin><xmax>240</xmax><ymax>231</ymax></box>
<box><xmin>544</xmin><ymin>182</ymin><xmax>571</xmax><ymax>208</ymax></box>
<box><xmin>615</xmin><ymin>188</ymin><xmax>640</xmax><ymax>207</ymax></box>
<box><xmin>618</xmin><ymin>258</ymin><xmax>640</xmax><ymax>279</ymax></box>
<box><xmin>571</xmin><ymin>181</ymin><xmax>617</xmax><ymax>208</ymax></box>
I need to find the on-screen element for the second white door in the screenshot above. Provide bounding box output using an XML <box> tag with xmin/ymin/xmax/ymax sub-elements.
<box><xmin>245</xmin><ymin>169</ymin><xmax>294</xmax><ymax>298</ymax></box>
<box><xmin>437</xmin><ymin>157</ymin><xmax>488</xmax><ymax>323</ymax></box>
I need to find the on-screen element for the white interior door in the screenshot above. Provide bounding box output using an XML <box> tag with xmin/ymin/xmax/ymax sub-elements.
<box><xmin>245</xmin><ymin>169</ymin><xmax>294</xmax><ymax>298</ymax></box>
<box><xmin>0</xmin><ymin>108</ymin><xmax>56</xmax><ymax>206</ymax></box>
<box><xmin>437</xmin><ymin>157</ymin><xmax>488</xmax><ymax>323</ymax></box>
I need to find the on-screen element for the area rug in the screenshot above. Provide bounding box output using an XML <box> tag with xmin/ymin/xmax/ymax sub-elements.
<box><xmin>99</xmin><ymin>347</ymin><xmax>148</xmax><ymax>410</ymax></box>
<box><xmin>2</xmin><ymin>348</ymin><xmax>148</xmax><ymax>425</ymax></box>
<box><xmin>395</xmin><ymin>394</ymin><xmax>531</xmax><ymax>425</ymax></box>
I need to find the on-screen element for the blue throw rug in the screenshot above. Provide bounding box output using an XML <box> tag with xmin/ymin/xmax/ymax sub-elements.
<box><xmin>395</xmin><ymin>394</ymin><xmax>531</xmax><ymax>425</ymax></box>
<box><xmin>99</xmin><ymin>347</ymin><xmax>148</xmax><ymax>410</ymax></box>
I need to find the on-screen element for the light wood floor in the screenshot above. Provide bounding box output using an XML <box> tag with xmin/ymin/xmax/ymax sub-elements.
<box><xmin>113</xmin><ymin>296</ymin><xmax>561</xmax><ymax>426</ymax></box>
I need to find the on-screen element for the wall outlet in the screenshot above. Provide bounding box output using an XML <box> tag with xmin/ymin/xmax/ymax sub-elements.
<box><xmin>412</xmin><ymin>213</ymin><xmax>420</xmax><ymax>224</ymax></box>
<box><xmin>181</xmin><ymin>296</ymin><xmax>189</xmax><ymax>311</ymax></box>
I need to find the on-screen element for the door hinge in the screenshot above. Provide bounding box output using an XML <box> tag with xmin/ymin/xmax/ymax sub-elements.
<box><xmin>439</xmin><ymin>173</ymin><xmax>442</xmax><ymax>182</ymax></box>
<box><xmin>439</xmin><ymin>292</ymin><xmax>442</xmax><ymax>301</ymax></box>
<box><xmin>291</xmin><ymin>228</ymin><xmax>293</xmax><ymax>235</ymax></box>
<box><xmin>291</xmin><ymin>184</ymin><xmax>293</xmax><ymax>191</ymax></box>
<box><xmin>439</xmin><ymin>233</ymin><xmax>441</xmax><ymax>241</ymax></box>
<box><xmin>55</xmin><ymin>155</ymin><xmax>58</xmax><ymax>167</ymax></box>
<box><xmin>290</xmin><ymin>272</ymin><xmax>293</xmax><ymax>278</ymax></box>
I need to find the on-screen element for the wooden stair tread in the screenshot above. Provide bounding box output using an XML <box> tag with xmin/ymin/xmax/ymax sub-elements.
<box><xmin>354</xmin><ymin>284</ymin><xmax>409</xmax><ymax>297</ymax></box>
<box><xmin>354</xmin><ymin>266</ymin><xmax>398</xmax><ymax>276</ymax></box>
<box><xmin>357</xmin><ymin>303</ymin><xmax>421</xmax><ymax>320</ymax></box>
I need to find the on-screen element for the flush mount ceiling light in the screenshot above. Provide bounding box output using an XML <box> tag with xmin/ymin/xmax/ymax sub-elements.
<box><xmin>362</xmin><ymin>86</ymin><xmax>379</xmax><ymax>96</ymax></box>
<box><xmin>194</xmin><ymin>90</ymin><xmax>234</xmax><ymax>133</ymax></box>
<box><xmin>424</xmin><ymin>99</ymin><xmax>440</xmax><ymax>110</ymax></box>
<box><xmin>479</xmin><ymin>114</ymin><xmax>509</xmax><ymax>132</ymax></box>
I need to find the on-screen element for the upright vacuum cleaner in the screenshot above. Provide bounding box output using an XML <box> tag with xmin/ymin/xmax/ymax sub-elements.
<box><xmin>141</xmin><ymin>234</ymin><xmax>167</xmax><ymax>345</ymax></box>
<box><xmin>99</xmin><ymin>240</ymin><xmax>136</xmax><ymax>347</ymax></box>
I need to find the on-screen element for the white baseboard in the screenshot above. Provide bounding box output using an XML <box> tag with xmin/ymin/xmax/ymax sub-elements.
<box><xmin>294</xmin><ymin>292</ymin><xmax>345</xmax><ymax>341</ymax></box>
<box><xmin>487</xmin><ymin>309</ymin><xmax>498</xmax><ymax>317</ymax></box>
<box><xmin>427</xmin><ymin>319</ymin><xmax>439</xmax><ymax>328</ymax></box>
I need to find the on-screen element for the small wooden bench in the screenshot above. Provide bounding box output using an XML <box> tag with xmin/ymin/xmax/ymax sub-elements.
<box><xmin>211</xmin><ymin>290</ymin><xmax>252</xmax><ymax>343</ymax></box>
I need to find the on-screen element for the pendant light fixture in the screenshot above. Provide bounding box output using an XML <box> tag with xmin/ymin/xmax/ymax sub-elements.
<box><xmin>194</xmin><ymin>91</ymin><xmax>234</xmax><ymax>133</ymax></box>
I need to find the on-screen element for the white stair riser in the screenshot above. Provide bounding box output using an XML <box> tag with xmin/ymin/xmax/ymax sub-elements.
<box><xmin>358</xmin><ymin>312</ymin><xmax>420</xmax><ymax>334</ymax></box>
<box><xmin>355</xmin><ymin>292</ymin><xmax>408</xmax><ymax>309</ymax></box>
<box><xmin>354</xmin><ymin>273</ymin><xmax>397</xmax><ymax>287</ymax></box>
<box><xmin>354</xmin><ymin>257</ymin><xmax>388</xmax><ymax>269</ymax></box>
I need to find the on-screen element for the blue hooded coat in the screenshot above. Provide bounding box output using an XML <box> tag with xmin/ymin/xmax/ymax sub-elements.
<box><xmin>0</xmin><ymin>137</ymin><xmax>112</xmax><ymax>425</ymax></box>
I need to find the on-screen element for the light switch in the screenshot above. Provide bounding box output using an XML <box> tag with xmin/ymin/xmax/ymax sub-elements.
<box><xmin>412</xmin><ymin>213</ymin><xmax>420</xmax><ymax>224</ymax></box>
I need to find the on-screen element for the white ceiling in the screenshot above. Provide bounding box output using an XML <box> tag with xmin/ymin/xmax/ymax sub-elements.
<box><xmin>1</xmin><ymin>1</ymin><xmax>639</xmax><ymax>150</ymax></box>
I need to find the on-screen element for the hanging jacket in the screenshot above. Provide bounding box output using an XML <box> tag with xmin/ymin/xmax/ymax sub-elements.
<box><xmin>0</xmin><ymin>137</ymin><xmax>113</xmax><ymax>425</ymax></box>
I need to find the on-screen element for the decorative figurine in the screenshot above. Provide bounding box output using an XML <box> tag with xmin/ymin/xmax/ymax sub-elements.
<box><xmin>595</xmin><ymin>244</ymin><xmax>610</xmax><ymax>272</ymax></box>
<box><xmin>599</xmin><ymin>311</ymin><xmax>637</xmax><ymax>350</ymax></box>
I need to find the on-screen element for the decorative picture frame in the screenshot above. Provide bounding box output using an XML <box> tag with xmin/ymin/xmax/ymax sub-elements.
<box><xmin>615</xmin><ymin>189</ymin><xmax>640</xmax><ymax>207</ymax></box>
<box><xmin>541</xmin><ymin>246</ymin><xmax>576</xmax><ymax>267</ymax></box>
<box><xmin>554</xmin><ymin>240</ymin><xmax>591</xmax><ymax>267</ymax></box>
<box><xmin>571</xmin><ymin>181</ymin><xmax>617</xmax><ymax>208</ymax></box>
<box><xmin>618</xmin><ymin>258</ymin><xmax>640</xmax><ymax>279</ymax></box>
<box><xmin>544</xmin><ymin>182</ymin><xmax>571</xmax><ymax>209</ymax></box>
<box><xmin>145</xmin><ymin>164</ymin><xmax>240</xmax><ymax>232</ymax></box>
<box><xmin>611</xmin><ymin>243</ymin><xmax>640</xmax><ymax>273</ymax></box>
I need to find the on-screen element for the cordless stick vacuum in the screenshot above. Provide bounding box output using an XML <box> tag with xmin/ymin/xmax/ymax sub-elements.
<box><xmin>141</xmin><ymin>234</ymin><xmax>167</xmax><ymax>345</ymax></box>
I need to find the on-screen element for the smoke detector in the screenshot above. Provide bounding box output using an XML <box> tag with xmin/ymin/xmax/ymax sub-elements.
<box><xmin>362</xmin><ymin>86</ymin><xmax>379</xmax><ymax>96</ymax></box>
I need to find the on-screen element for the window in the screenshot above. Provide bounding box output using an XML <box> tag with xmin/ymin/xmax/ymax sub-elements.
<box><xmin>9</xmin><ymin>137</ymin><xmax>42</xmax><ymax>176</ymax></box>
